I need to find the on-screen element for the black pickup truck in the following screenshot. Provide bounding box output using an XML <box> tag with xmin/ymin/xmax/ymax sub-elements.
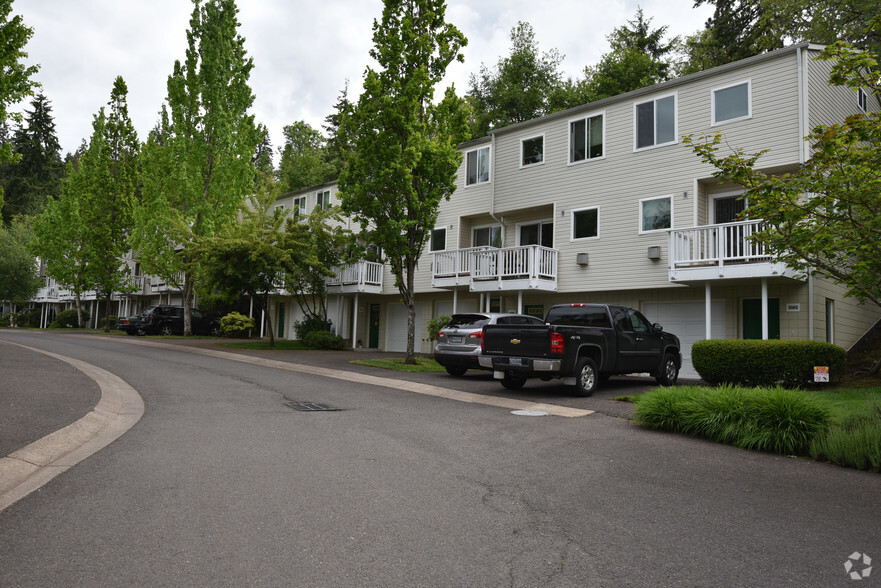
<box><xmin>479</xmin><ymin>303</ymin><xmax>681</xmax><ymax>396</ymax></box>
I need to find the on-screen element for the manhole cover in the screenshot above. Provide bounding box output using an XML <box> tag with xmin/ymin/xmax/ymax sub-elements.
<box><xmin>285</xmin><ymin>401</ymin><xmax>342</xmax><ymax>412</ymax></box>
<box><xmin>511</xmin><ymin>409</ymin><xmax>549</xmax><ymax>416</ymax></box>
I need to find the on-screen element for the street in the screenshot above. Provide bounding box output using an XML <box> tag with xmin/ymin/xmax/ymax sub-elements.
<box><xmin>1</xmin><ymin>331</ymin><xmax>879</xmax><ymax>586</ymax></box>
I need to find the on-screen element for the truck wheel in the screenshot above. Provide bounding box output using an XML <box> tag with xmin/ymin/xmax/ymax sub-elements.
<box><xmin>655</xmin><ymin>354</ymin><xmax>679</xmax><ymax>386</ymax></box>
<box><xmin>445</xmin><ymin>366</ymin><xmax>468</xmax><ymax>377</ymax></box>
<box><xmin>501</xmin><ymin>372</ymin><xmax>527</xmax><ymax>390</ymax></box>
<box><xmin>573</xmin><ymin>357</ymin><xmax>598</xmax><ymax>397</ymax></box>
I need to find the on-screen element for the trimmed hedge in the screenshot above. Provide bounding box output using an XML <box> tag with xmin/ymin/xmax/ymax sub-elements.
<box><xmin>692</xmin><ymin>339</ymin><xmax>846</xmax><ymax>388</ymax></box>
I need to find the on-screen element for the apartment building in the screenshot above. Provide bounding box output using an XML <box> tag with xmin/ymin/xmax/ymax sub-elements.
<box><xmin>29</xmin><ymin>42</ymin><xmax>880</xmax><ymax>378</ymax></box>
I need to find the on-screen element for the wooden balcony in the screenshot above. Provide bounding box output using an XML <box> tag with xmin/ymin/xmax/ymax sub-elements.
<box><xmin>668</xmin><ymin>220</ymin><xmax>802</xmax><ymax>282</ymax></box>
<box><xmin>432</xmin><ymin>245</ymin><xmax>558</xmax><ymax>292</ymax></box>
<box><xmin>326</xmin><ymin>260</ymin><xmax>384</xmax><ymax>294</ymax></box>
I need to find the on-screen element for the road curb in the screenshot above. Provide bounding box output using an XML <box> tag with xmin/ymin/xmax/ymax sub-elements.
<box><xmin>0</xmin><ymin>342</ymin><xmax>144</xmax><ymax>513</ymax></box>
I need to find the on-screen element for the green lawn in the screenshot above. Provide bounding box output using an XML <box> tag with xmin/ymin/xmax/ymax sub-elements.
<box><xmin>349</xmin><ymin>357</ymin><xmax>446</xmax><ymax>373</ymax></box>
<box><xmin>217</xmin><ymin>340</ymin><xmax>311</xmax><ymax>350</ymax></box>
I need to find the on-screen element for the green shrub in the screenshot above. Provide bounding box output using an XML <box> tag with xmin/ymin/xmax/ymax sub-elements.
<box><xmin>220</xmin><ymin>312</ymin><xmax>255</xmax><ymax>338</ymax></box>
<box><xmin>49</xmin><ymin>308</ymin><xmax>91</xmax><ymax>328</ymax></box>
<box><xmin>0</xmin><ymin>312</ymin><xmax>12</xmax><ymax>327</ymax></box>
<box><xmin>811</xmin><ymin>407</ymin><xmax>881</xmax><ymax>472</ymax></box>
<box><xmin>303</xmin><ymin>330</ymin><xmax>344</xmax><ymax>350</ymax></box>
<box><xmin>427</xmin><ymin>315</ymin><xmax>451</xmax><ymax>341</ymax></box>
<box><xmin>635</xmin><ymin>385</ymin><xmax>831</xmax><ymax>456</ymax></box>
<box><xmin>103</xmin><ymin>316</ymin><xmax>118</xmax><ymax>329</ymax></box>
<box><xmin>692</xmin><ymin>339</ymin><xmax>846</xmax><ymax>388</ymax></box>
<box><xmin>293</xmin><ymin>315</ymin><xmax>333</xmax><ymax>340</ymax></box>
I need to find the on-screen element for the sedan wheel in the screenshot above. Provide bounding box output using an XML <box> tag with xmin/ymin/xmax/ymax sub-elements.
<box><xmin>159</xmin><ymin>324</ymin><xmax>175</xmax><ymax>336</ymax></box>
<box><xmin>445</xmin><ymin>366</ymin><xmax>468</xmax><ymax>377</ymax></box>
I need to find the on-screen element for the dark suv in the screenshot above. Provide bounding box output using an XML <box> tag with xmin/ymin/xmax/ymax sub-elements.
<box><xmin>135</xmin><ymin>305</ymin><xmax>220</xmax><ymax>336</ymax></box>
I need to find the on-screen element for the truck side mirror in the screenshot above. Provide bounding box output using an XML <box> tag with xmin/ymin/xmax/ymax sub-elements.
<box><xmin>652</xmin><ymin>323</ymin><xmax>663</xmax><ymax>332</ymax></box>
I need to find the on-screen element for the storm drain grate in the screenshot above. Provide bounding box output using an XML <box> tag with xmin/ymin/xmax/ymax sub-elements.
<box><xmin>285</xmin><ymin>401</ymin><xmax>343</xmax><ymax>412</ymax></box>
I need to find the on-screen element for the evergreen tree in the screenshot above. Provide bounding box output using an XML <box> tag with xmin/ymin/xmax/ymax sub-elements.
<box><xmin>338</xmin><ymin>0</ymin><xmax>469</xmax><ymax>363</ymax></box>
<box><xmin>1</xmin><ymin>93</ymin><xmax>63</xmax><ymax>223</ymax></box>
<box><xmin>134</xmin><ymin>0</ymin><xmax>258</xmax><ymax>335</ymax></box>
<box><xmin>322</xmin><ymin>81</ymin><xmax>353</xmax><ymax>179</ymax></box>
<box><xmin>253</xmin><ymin>123</ymin><xmax>273</xmax><ymax>177</ymax></box>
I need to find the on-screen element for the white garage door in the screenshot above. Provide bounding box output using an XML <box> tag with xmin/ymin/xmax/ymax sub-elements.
<box><xmin>386</xmin><ymin>303</ymin><xmax>424</xmax><ymax>353</ymax></box>
<box><xmin>643</xmin><ymin>301</ymin><xmax>726</xmax><ymax>380</ymax></box>
<box><xmin>435</xmin><ymin>298</ymin><xmax>478</xmax><ymax>318</ymax></box>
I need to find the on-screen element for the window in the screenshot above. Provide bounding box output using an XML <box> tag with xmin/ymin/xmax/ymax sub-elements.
<box><xmin>858</xmin><ymin>88</ymin><xmax>868</xmax><ymax>112</ymax></box>
<box><xmin>316</xmin><ymin>190</ymin><xmax>331</xmax><ymax>210</ymax></box>
<box><xmin>430</xmin><ymin>228</ymin><xmax>446</xmax><ymax>251</ymax></box>
<box><xmin>640</xmin><ymin>195</ymin><xmax>672</xmax><ymax>233</ymax></box>
<box><xmin>635</xmin><ymin>94</ymin><xmax>676</xmax><ymax>150</ymax></box>
<box><xmin>473</xmin><ymin>225</ymin><xmax>502</xmax><ymax>248</ymax></box>
<box><xmin>571</xmin><ymin>207</ymin><xmax>599</xmax><ymax>240</ymax></box>
<box><xmin>519</xmin><ymin>221</ymin><xmax>553</xmax><ymax>247</ymax></box>
<box><xmin>713</xmin><ymin>81</ymin><xmax>751</xmax><ymax>124</ymax></box>
<box><xmin>293</xmin><ymin>196</ymin><xmax>307</xmax><ymax>219</ymax></box>
<box><xmin>521</xmin><ymin>135</ymin><xmax>544</xmax><ymax>167</ymax></box>
<box><xmin>466</xmin><ymin>146</ymin><xmax>490</xmax><ymax>185</ymax></box>
<box><xmin>570</xmin><ymin>113</ymin><xmax>604</xmax><ymax>163</ymax></box>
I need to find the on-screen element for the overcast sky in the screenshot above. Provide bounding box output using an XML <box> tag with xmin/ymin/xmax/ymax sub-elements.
<box><xmin>12</xmin><ymin>0</ymin><xmax>714</xmax><ymax>160</ymax></box>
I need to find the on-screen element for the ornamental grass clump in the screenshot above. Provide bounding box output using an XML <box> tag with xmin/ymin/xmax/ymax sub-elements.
<box><xmin>634</xmin><ymin>385</ymin><xmax>831</xmax><ymax>456</ymax></box>
<box><xmin>811</xmin><ymin>407</ymin><xmax>881</xmax><ymax>472</ymax></box>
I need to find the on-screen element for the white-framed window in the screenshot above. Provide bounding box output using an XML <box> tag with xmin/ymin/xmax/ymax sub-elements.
<box><xmin>293</xmin><ymin>195</ymin><xmax>307</xmax><ymax>219</ymax></box>
<box><xmin>634</xmin><ymin>93</ymin><xmax>677</xmax><ymax>150</ymax></box>
<box><xmin>316</xmin><ymin>190</ymin><xmax>331</xmax><ymax>210</ymax></box>
<box><xmin>858</xmin><ymin>88</ymin><xmax>868</xmax><ymax>112</ymax></box>
<box><xmin>430</xmin><ymin>227</ymin><xmax>447</xmax><ymax>251</ymax></box>
<box><xmin>465</xmin><ymin>146</ymin><xmax>490</xmax><ymax>186</ymax></box>
<box><xmin>569</xmin><ymin>112</ymin><xmax>604</xmax><ymax>163</ymax></box>
<box><xmin>570</xmin><ymin>206</ymin><xmax>600</xmax><ymax>241</ymax></box>
<box><xmin>517</xmin><ymin>220</ymin><xmax>554</xmax><ymax>248</ymax></box>
<box><xmin>639</xmin><ymin>195</ymin><xmax>672</xmax><ymax>233</ymax></box>
<box><xmin>712</xmin><ymin>80</ymin><xmax>751</xmax><ymax>125</ymax></box>
<box><xmin>521</xmin><ymin>135</ymin><xmax>544</xmax><ymax>167</ymax></box>
<box><xmin>472</xmin><ymin>224</ymin><xmax>502</xmax><ymax>248</ymax></box>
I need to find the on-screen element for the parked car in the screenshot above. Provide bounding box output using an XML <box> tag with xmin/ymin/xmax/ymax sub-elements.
<box><xmin>434</xmin><ymin>312</ymin><xmax>546</xmax><ymax>376</ymax></box>
<box><xmin>135</xmin><ymin>305</ymin><xmax>220</xmax><ymax>336</ymax></box>
<box><xmin>115</xmin><ymin>316</ymin><xmax>141</xmax><ymax>336</ymax></box>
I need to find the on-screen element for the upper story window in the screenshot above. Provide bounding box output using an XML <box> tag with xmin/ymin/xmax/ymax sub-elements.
<box><xmin>713</xmin><ymin>80</ymin><xmax>751</xmax><ymax>125</ymax></box>
<box><xmin>570</xmin><ymin>207</ymin><xmax>599</xmax><ymax>240</ymax></box>
<box><xmin>473</xmin><ymin>225</ymin><xmax>502</xmax><ymax>248</ymax></box>
<box><xmin>293</xmin><ymin>195</ymin><xmax>307</xmax><ymax>219</ymax></box>
<box><xmin>639</xmin><ymin>195</ymin><xmax>672</xmax><ymax>233</ymax></box>
<box><xmin>465</xmin><ymin>146</ymin><xmax>490</xmax><ymax>186</ymax></box>
<box><xmin>570</xmin><ymin>113</ymin><xmax>604</xmax><ymax>163</ymax></box>
<box><xmin>635</xmin><ymin>94</ymin><xmax>676</xmax><ymax>150</ymax></box>
<box><xmin>430</xmin><ymin>227</ymin><xmax>447</xmax><ymax>252</ymax></box>
<box><xmin>858</xmin><ymin>88</ymin><xmax>868</xmax><ymax>112</ymax></box>
<box><xmin>518</xmin><ymin>220</ymin><xmax>553</xmax><ymax>248</ymax></box>
<box><xmin>521</xmin><ymin>135</ymin><xmax>544</xmax><ymax>167</ymax></box>
<box><xmin>316</xmin><ymin>190</ymin><xmax>331</xmax><ymax>210</ymax></box>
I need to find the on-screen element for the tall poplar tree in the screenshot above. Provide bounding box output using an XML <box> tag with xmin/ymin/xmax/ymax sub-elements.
<box><xmin>0</xmin><ymin>0</ymin><xmax>39</xmax><ymax>167</ymax></box>
<box><xmin>134</xmin><ymin>0</ymin><xmax>258</xmax><ymax>335</ymax></box>
<box><xmin>338</xmin><ymin>0</ymin><xmax>469</xmax><ymax>363</ymax></box>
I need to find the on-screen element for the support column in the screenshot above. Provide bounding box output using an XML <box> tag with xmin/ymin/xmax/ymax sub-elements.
<box><xmin>518</xmin><ymin>291</ymin><xmax>523</xmax><ymax>314</ymax></box>
<box><xmin>352</xmin><ymin>293</ymin><xmax>359</xmax><ymax>349</ymax></box>
<box><xmin>705</xmin><ymin>282</ymin><xmax>712</xmax><ymax>340</ymax></box>
<box><xmin>761</xmin><ymin>278</ymin><xmax>769</xmax><ymax>340</ymax></box>
<box><xmin>452</xmin><ymin>289</ymin><xmax>458</xmax><ymax>314</ymax></box>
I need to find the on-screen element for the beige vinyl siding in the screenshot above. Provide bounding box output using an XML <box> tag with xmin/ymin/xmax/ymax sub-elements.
<box><xmin>805</xmin><ymin>48</ymin><xmax>865</xmax><ymax>131</ymax></box>
<box><xmin>812</xmin><ymin>277</ymin><xmax>881</xmax><ymax>349</ymax></box>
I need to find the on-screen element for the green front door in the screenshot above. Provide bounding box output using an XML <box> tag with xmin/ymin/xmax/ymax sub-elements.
<box><xmin>743</xmin><ymin>298</ymin><xmax>780</xmax><ymax>339</ymax></box>
<box><xmin>369</xmin><ymin>304</ymin><xmax>380</xmax><ymax>348</ymax></box>
<box><xmin>277</xmin><ymin>302</ymin><xmax>285</xmax><ymax>339</ymax></box>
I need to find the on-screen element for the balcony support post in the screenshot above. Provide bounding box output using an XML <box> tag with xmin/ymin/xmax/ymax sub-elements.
<box><xmin>705</xmin><ymin>282</ymin><xmax>712</xmax><ymax>340</ymax></box>
<box><xmin>352</xmin><ymin>293</ymin><xmax>360</xmax><ymax>349</ymax></box>
<box><xmin>761</xmin><ymin>278</ymin><xmax>769</xmax><ymax>340</ymax></box>
<box><xmin>518</xmin><ymin>291</ymin><xmax>523</xmax><ymax>314</ymax></box>
<box><xmin>452</xmin><ymin>289</ymin><xmax>458</xmax><ymax>314</ymax></box>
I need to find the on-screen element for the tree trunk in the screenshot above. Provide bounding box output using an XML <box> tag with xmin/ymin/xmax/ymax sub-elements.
<box><xmin>183</xmin><ymin>271</ymin><xmax>193</xmax><ymax>336</ymax></box>
<box><xmin>104</xmin><ymin>294</ymin><xmax>113</xmax><ymax>332</ymax></box>
<box><xmin>75</xmin><ymin>291</ymin><xmax>83</xmax><ymax>328</ymax></box>
<box><xmin>404</xmin><ymin>262</ymin><xmax>416</xmax><ymax>364</ymax></box>
<box><xmin>264</xmin><ymin>294</ymin><xmax>275</xmax><ymax>347</ymax></box>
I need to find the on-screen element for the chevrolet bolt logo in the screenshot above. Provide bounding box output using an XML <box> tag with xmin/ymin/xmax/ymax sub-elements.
<box><xmin>510</xmin><ymin>339</ymin><xmax>521</xmax><ymax>344</ymax></box>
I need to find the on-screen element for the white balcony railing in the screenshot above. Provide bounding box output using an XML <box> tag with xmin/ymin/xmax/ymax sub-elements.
<box><xmin>326</xmin><ymin>260</ymin><xmax>384</xmax><ymax>293</ymax></box>
<box><xmin>669</xmin><ymin>219</ymin><xmax>771</xmax><ymax>269</ymax></box>
<box><xmin>432</xmin><ymin>245</ymin><xmax>558</xmax><ymax>290</ymax></box>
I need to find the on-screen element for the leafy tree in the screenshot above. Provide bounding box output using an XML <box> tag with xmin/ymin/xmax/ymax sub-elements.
<box><xmin>579</xmin><ymin>9</ymin><xmax>681</xmax><ymax>102</ymax></box>
<box><xmin>467</xmin><ymin>21</ymin><xmax>565</xmax><ymax>137</ymax></box>
<box><xmin>276</xmin><ymin>120</ymin><xmax>334</xmax><ymax>192</ymax></box>
<box><xmin>764</xmin><ymin>0</ymin><xmax>881</xmax><ymax>56</ymax></box>
<box><xmin>338</xmin><ymin>0</ymin><xmax>469</xmax><ymax>363</ymax></box>
<box><xmin>79</xmin><ymin>77</ymin><xmax>140</xmax><ymax>331</ymax></box>
<box><xmin>133</xmin><ymin>0</ymin><xmax>258</xmax><ymax>335</ymax></box>
<box><xmin>685</xmin><ymin>39</ymin><xmax>881</xmax><ymax>313</ymax></box>
<box><xmin>0</xmin><ymin>0</ymin><xmax>39</xmax><ymax>165</ymax></box>
<box><xmin>31</xmin><ymin>160</ymin><xmax>93</xmax><ymax>328</ymax></box>
<box><xmin>1</xmin><ymin>93</ymin><xmax>63</xmax><ymax>223</ymax></box>
<box><xmin>0</xmin><ymin>214</ymin><xmax>40</xmax><ymax>312</ymax></box>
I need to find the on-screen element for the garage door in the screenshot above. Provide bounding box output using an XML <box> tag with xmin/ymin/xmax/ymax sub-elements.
<box><xmin>643</xmin><ymin>301</ymin><xmax>726</xmax><ymax>380</ymax></box>
<box><xmin>386</xmin><ymin>303</ymin><xmax>424</xmax><ymax>353</ymax></box>
<box><xmin>435</xmin><ymin>299</ymin><xmax>478</xmax><ymax>318</ymax></box>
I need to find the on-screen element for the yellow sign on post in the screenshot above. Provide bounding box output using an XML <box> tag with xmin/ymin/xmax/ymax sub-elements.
<box><xmin>814</xmin><ymin>366</ymin><xmax>830</xmax><ymax>383</ymax></box>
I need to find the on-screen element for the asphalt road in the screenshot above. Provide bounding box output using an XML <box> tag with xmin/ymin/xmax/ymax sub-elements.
<box><xmin>1</xmin><ymin>331</ymin><xmax>879</xmax><ymax>586</ymax></box>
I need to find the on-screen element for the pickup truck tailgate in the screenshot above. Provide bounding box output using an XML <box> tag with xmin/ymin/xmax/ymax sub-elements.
<box><xmin>482</xmin><ymin>323</ymin><xmax>551</xmax><ymax>358</ymax></box>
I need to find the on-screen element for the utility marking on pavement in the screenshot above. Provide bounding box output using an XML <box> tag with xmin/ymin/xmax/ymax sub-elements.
<box><xmin>511</xmin><ymin>409</ymin><xmax>550</xmax><ymax>416</ymax></box>
<box><xmin>0</xmin><ymin>340</ymin><xmax>145</xmax><ymax>513</ymax></box>
<box><xmin>86</xmin><ymin>337</ymin><xmax>594</xmax><ymax>418</ymax></box>
<box><xmin>285</xmin><ymin>401</ymin><xmax>342</xmax><ymax>412</ymax></box>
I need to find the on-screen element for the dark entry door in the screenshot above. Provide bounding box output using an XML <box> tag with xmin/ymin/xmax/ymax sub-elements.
<box><xmin>369</xmin><ymin>304</ymin><xmax>380</xmax><ymax>348</ymax></box>
<box><xmin>743</xmin><ymin>298</ymin><xmax>780</xmax><ymax>339</ymax></box>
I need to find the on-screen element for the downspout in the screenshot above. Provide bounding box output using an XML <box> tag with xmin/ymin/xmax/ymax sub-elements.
<box><xmin>488</xmin><ymin>132</ymin><xmax>500</xmax><ymax>225</ymax></box>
